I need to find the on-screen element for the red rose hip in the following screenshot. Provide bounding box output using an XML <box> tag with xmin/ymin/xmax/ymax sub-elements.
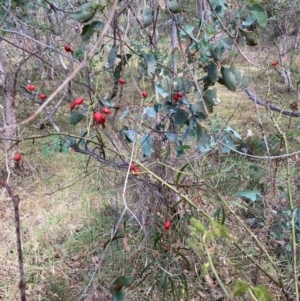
<box><xmin>27</xmin><ymin>84</ymin><xmax>35</xmax><ymax>91</ymax></box>
<box><xmin>74</xmin><ymin>97</ymin><xmax>84</xmax><ymax>106</ymax></box>
<box><xmin>119</xmin><ymin>78</ymin><xmax>126</xmax><ymax>85</ymax></box>
<box><xmin>177</xmin><ymin>91</ymin><xmax>183</xmax><ymax>98</ymax></box>
<box><xmin>93</xmin><ymin>111</ymin><xmax>106</xmax><ymax>125</ymax></box>
<box><xmin>39</xmin><ymin>93</ymin><xmax>46</xmax><ymax>100</ymax></box>
<box><xmin>14</xmin><ymin>153</ymin><xmax>21</xmax><ymax>162</ymax></box>
<box><xmin>102</xmin><ymin>108</ymin><xmax>111</xmax><ymax>114</ymax></box>
<box><xmin>70</xmin><ymin>102</ymin><xmax>76</xmax><ymax>111</ymax></box>
<box><xmin>64</xmin><ymin>45</ymin><xmax>73</xmax><ymax>53</ymax></box>
<box><xmin>164</xmin><ymin>220</ymin><xmax>171</xmax><ymax>231</ymax></box>
<box><xmin>142</xmin><ymin>91</ymin><xmax>148</xmax><ymax>98</ymax></box>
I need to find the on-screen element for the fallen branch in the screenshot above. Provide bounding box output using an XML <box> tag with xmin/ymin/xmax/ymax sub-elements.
<box><xmin>239</xmin><ymin>85</ymin><xmax>300</xmax><ymax>117</ymax></box>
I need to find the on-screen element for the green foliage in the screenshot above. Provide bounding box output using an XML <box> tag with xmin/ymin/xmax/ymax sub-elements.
<box><xmin>249</xmin><ymin>4</ymin><xmax>268</xmax><ymax>27</ymax></box>
<box><xmin>233</xmin><ymin>280</ymin><xmax>274</xmax><ymax>300</ymax></box>
<box><xmin>42</xmin><ymin>135</ymin><xmax>69</xmax><ymax>157</ymax></box>
<box><xmin>142</xmin><ymin>8</ymin><xmax>153</xmax><ymax>28</ymax></box>
<box><xmin>70</xmin><ymin>111</ymin><xmax>85</xmax><ymax>125</ymax></box>
<box><xmin>110</xmin><ymin>275</ymin><xmax>134</xmax><ymax>301</ymax></box>
<box><xmin>81</xmin><ymin>21</ymin><xmax>104</xmax><ymax>42</ymax></box>
<box><xmin>235</xmin><ymin>187</ymin><xmax>261</xmax><ymax>202</ymax></box>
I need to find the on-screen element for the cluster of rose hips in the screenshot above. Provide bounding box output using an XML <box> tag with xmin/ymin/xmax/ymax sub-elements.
<box><xmin>27</xmin><ymin>84</ymin><xmax>47</xmax><ymax>101</ymax></box>
<box><xmin>173</xmin><ymin>91</ymin><xmax>183</xmax><ymax>102</ymax></box>
<box><xmin>93</xmin><ymin>107</ymin><xmax>111</xmax><ymax>128</ymax></box>
<box><xmin>129</xmin><ymin>163</ymin><xmax>140</xmax><ymax>174</ymax></box>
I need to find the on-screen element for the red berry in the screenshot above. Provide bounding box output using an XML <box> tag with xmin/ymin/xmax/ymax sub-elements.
<box><xmin>13</xmin><ymin>153</ymin><xmax>21</xmax><ymax>162</ymax></box>
<box><xmin>74</xmin><ymin>97</ymin><xmax>84</xmax><ymax>106</ymax></box>
<box><xmin>102</xmin><ymin>107</ymin><xmax>111</xmax><ymax>114</ymax></box>
<box><xmin>177</xmin><ymin>91</ymin><xmax>183</xmax><ymax>98</ymax></box>
<box><xmin>133</xmin><ymin>167</ymin><xmax>140</xmax><ymax>174</ymax></box>
<box><xmin>271</xmin><ymin>61</ymin><xmax>278</xmax><ymax>66</ymax></box>
<box><xmin>39</xmin><ymin>93</ymin><xmax>46</xmax><ymax>100</ymax></box>
<box><xmin>93</xmin><ymin>111</ymin><xmax>106</xmax><ymax>125</ymax></box>
<box><xmin>119</xmin><ymin>78</ymin><xmax>126</xmax><ymax>85</ymax></box>
<box><xmin>27</xmin><ymin>84</ymin><xmax>35</xmax><ymax>91</ymax></box>
<box><xmin>70</xmin><ymin>102</ymin><xmax>76</xmax><ymax>111</ymax></box>
<box><xmin>173</xmin><ymin>94</ymin><xmax>179</xmax><ymax>101</ymax></box>
<box><xmin>142</xmin><ymin>91</ymin><xmax>148</xmax><ymax>98</ymax></box>
<box><xmin>129</xmin><ymin>163</ymin><xmax>135</xmax><ymax>171</ymax></box>
<box><xmin>164</xmin><ymin>220</ymin><xmax>171</xmax><ymax>231</ymax></box>
<box><xmin>64</xmin><ymin>45</ymin><xmax>73</xmax><ymax>53</ymax></box>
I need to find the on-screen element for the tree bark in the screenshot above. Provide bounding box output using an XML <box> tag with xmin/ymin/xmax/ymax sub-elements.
<box><xmin>0</xmin><ymin>43</ymin><xmax>19</xmax><ymax>169</ymax></box>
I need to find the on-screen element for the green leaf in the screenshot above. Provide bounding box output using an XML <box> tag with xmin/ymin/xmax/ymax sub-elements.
<box><xmin>142</xmin><ymin>8</ymin><xmax>153</xmax><ymax>28</ymax></box>
<box><xmin>168</xmin><ymin>0</ymin><xmax>182</xmax><ymax>13</ymax></box>
<box><xmin>61</xmin><ymin>142</ymin><xmax>69</xmax><ymax>153</ymax></box>
<box><xmin>249</xmin><ymin>5</ymin><xmax>268</xmax><ymax>27</ymax></box>
<box><xmin>70</xmin><ymin>3</ymin><xmax>99</xmax><ymax>23</ymax></box>
<box><xmin>108</xmin><ymin>45</ymin><xmax>119</xmax><ymax>68</ymax></box>
<box><xmin>196</xmin><ymin>121</ymin><xmax>202</xmax><ymax>142</ymax></box>
<box><xmin>221</xmin><ymin>135</ymin><xmax>234</xmax><ymax>153</ymax></box>
<box><xmin>42</xmin><ymin>146</ymin><xmax>50</xmax><ymax>157</ymax></box>
<box><xmin>203</xmin><ymin>88</ymin><xmax>221</xmax><ymax>112</ymax></box>
<box><xmin>110</xmin><ymin>276</ymin><xmax>134</xmax><ymax>301</ymax></box>
<box><xmin>155</xmin><ymin>84</ymin><xmax>169</xmax><ymax>97</ymax></box>
<box><xmin>224</xmin><ymin>125</ymin><xmax>242</xmax><ymax>139</ymax></box>
<box><xmin>235</xmin><ymin>187</ymin><xmax>261</xmax><ymax>202</ymax></box>
<box><xmin>81</xmin><ymin>21</ymin><xmax>104</xmax><ymax>42</ymax></box>
<box><xmin>120</xmin><ymin>107</ymin><xmax>129</xmax><ymax>119</ymax></box>
<box><xmin>113</xmin><ymin>62</ymin><xmax>122</xmax><ymax>80</ymax></box>
<box><xmin>210</xmin><ymin>44</ymin><xmax>224</xmax><ymax>62</ymax></box>
<box><xmin>191</xmin><ymin>101</ymin><xmax>206</xmax><ymax>119</ymax></box>
<box><xmin>219</xmin><ymin>66</ymin><xmax>236</xmax><ymax>91</ymax></box>
<box><xmin>174</xmin><ymin>108</ymin><xmax>189</xmax><ymax>127</ymax></box>
<box><xmin>176</xmin><ymin>163</ymin><xmax>190</xmax><ymax>185</ymax></box>
<box><xmin>206</xmin><ymin>24</ymin><xmax>216</xmax><ymax>35</ymax></box>
<box><xmin>74</xmin><ymin>48</ymin><xmax>84</xmax><ymax>61</ymax></box>
<box><xmin>233</xmin><ymin>280</ymin><xmax>251</xmax><ymax>296</ymax></box>
<box><xmin>123</xmin><ymin>129</ymin><xmax>136</xmax><ymax>142</ymax></box>
<box><xmin>207</xmin><ymin>63</ymin><xmax>218</xmax><ymax>83</ymax></box>
<box><xmin>252</xmin><ymin>285</ymin><xmax>274</xmax><ymax>301</ymax></box>
<box><xmin>144</xmin><ymin>53</ymin><xmax>156</xmax><ymax>76</ymax></box>
<box><xmin>141</xmin><ymin>135</ymin><xmax>153</xmax><ymax>156</ymax></box>
<box><xmin>163</xmin><ymin>104</ymin><xmax>177</xmax><ymax>114</ymax></box>
<box><xmin>66</xmin><ymin>136</ymin><xmax>76</xmax><ymax>146</ymax></box>
<box><xmin>198</xmin><ymin>127</ymin><xmax>214</xmax><ymax>152</ymax></box>
<box><xmin>70</xmin><ymin>111</ymin><xmax>84</xmax><ymax>125</ymax></box>
<box><xmin>242</xmin><ymin>14</ymin><xmax>256</xmax><ymax>26</ymax></box>
<box><xmin>161</xmin><ymin>76</ymin><xmax>172</xmax><ymax>93</ymax></box>
<box><xmin>239</xmin><ymin>27</ymin><xmax>258</xmax><ymax>46</ymax></box>
<box><xmin>179</xmin><ymin>24</ymin><xmax>194</xmax><ymax>37</ymax></box>
<box><xmin>219</xmin><ymin>37</ymin><xmax>234</xmax><ymax>49</ymax></box>
<box><xmin>145</xmin><ymin>107</ymin><xmax>156</xmax><ymax>118</ymax></box>
<box><xmin>230</xmin><ymin>64</ymin><xmax>249</xmax><ymax>87</ymax></box>
<box><xmin>165</xmin><ymin>131</ymin><xmax>178</xmax><ymax>142</ymax></box>
<box><xmin>112</xmin><ymin>290</ymin><xmax>125</xmax><ymax>301</ymax></box>
<box><xmin>176</xmin><ymin>144</ymin><xmax>190</xmax><ymax>157</ymax></box>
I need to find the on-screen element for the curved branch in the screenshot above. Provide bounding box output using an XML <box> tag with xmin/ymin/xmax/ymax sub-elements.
<box><xmin>239</xmin><ymin>85</ymin><xmax>300</xmax><ymax>117</ymax></box>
